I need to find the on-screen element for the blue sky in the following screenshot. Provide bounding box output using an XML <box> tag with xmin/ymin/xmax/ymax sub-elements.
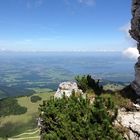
<box><xmin>0</xmin><ymin>0</ymin><xmax>132</xmax><ymax>52</ymax></box>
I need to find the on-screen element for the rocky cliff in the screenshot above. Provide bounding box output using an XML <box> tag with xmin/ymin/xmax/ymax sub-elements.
<box><xmin>120</xmin><ymin>5</ymin><xmax>140</xmax><ymax>135</ymax></box>
<box><xmin>130</xmin><ymin>0</ymin><xmax>140</xmax><ymax>96</ymax></box>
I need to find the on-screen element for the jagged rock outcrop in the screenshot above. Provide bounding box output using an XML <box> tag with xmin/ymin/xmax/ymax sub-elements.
<box><xmin>54</xmin><ymin>82</ymin><xmax>83</xmax><ymax>98</ymax></box>
<box><xmin>130</xmin><ymin>0</ymin><xmax>140</xmax><ymax>96</ymax></box>
<box><xmin>116</xmin><ymin>109</ymin><xmax>140</xmax><ymax>140</ymax></box>
<box><xmin>129</xmin><ymin>0</ymin><xmax>140</xmax><ymax>46</ymax></box>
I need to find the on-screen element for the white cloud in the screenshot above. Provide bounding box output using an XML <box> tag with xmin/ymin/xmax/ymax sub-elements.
<box><xmin>26</xmin><ymin>1</ymin><xmax>31</xmax><ymax>9</ymax></box>
<box><xmin>120</xmin><ymin>23</ymin><xmax>139</xmax><ymax>60</ymax></box>
<box><xmin>119</xmin><ymin>22</ymin><xmax>137</xmax><ymax>45</ymax></box>
<box><xmin>119</xmin><ymin>22</ymin><xmax>131</xmax><ymax>38</ymax></box>
<box><xmin>64</xmin><ymin>0</ymin><xmax>95</xmax><ymax>6</ymax></box>
<box><xmin>63</xmin><ymin>0</ymin><xmax>70</xmax><ymax>5</ymax></box>
<box><xmin>123</xmin><ymin>47</ymin><xmax>139</xmax><ymax>60</ymax></box>
<box><xmin>26</xmin><ymin>0</ymin><xmax>44</xmax><ymax>8</ymax></box>
<box><xmin>77</xmin><ymin>0</ymin><xmax>95</xmax><ymax>6</ymax></box>
<box><xmin>35</xmin><ymin>0</ymin><xmax>43</xmax><ymax>7</ymax></box>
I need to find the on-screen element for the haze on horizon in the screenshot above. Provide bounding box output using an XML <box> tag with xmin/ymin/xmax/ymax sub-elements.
<box><xmin>0</xmin><ymin>0</ymin><xmax>132</xmax><ymax>52</ymax></box>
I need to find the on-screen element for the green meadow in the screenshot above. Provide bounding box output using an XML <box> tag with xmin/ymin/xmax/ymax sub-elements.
<box><xmin>0</xmin><ymin>90</ymin><xmax>54</xmax><ymax>139</ymax></box>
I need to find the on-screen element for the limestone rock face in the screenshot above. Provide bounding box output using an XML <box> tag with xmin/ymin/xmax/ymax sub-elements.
<box><xmin>130</xmin><ymin>0</ymin><xmax>140</xmax><ymax>95</ymax></box>
<box><xmin>54</xmin><ymin>82</ymin><xmax>83</xmax><ymax>98</ymax></box>
<box><xmin>131</xmin><ymin>60</ymin><xmax>140</xmax><ymax>96</ymax></box>
<box><xmin>117</xmin><ymin>110</ymin><xmax>140</xmax><ymax>140</ymax></box>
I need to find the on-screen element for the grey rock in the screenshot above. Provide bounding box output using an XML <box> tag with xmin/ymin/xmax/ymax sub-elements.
<box><xmin>131</xmin><ymin>57</ymin><xmax>140</xmax><ymax>96</ymax></box>
<box><xmin>54</xmin><ymin>82</ymin><xmax>83</xmax><ymax>98</ymax></box>
<box><xmin>136</xmin><ymin>98</ymin><xmax>140</xmax><ymax>105</ymax></box>
<box><xmin>116</xmin><ymin>110</ymin><xmax>140</xmax><ymax>140</ymax></box>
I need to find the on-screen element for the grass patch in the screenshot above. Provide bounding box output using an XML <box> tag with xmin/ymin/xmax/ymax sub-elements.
<box><xmin>101</xmin><ymin>92</ymin><xmax>133</xmax><ymax>111</ymax></box>
<box><xmin>103</xmin><ymin>83</ymin><xmax>124</xmax><ymax>91</ymax></box>
<box><xmin>0</xmin><ymin>91</ymin><xmax>54</xmax><ymax>138</ymax></box>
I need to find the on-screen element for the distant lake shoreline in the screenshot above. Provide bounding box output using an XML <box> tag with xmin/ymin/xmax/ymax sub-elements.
<box><xmin>0</xmin><ymin>51</ymin><xmax>135</xmax><ymax>82</ymax></box>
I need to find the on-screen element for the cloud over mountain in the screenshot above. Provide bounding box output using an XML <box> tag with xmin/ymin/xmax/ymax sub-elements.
<box><xmin>123</xmin><ymin>47</ymin><xmax>139</xmax><ymax>59</ymax></box>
